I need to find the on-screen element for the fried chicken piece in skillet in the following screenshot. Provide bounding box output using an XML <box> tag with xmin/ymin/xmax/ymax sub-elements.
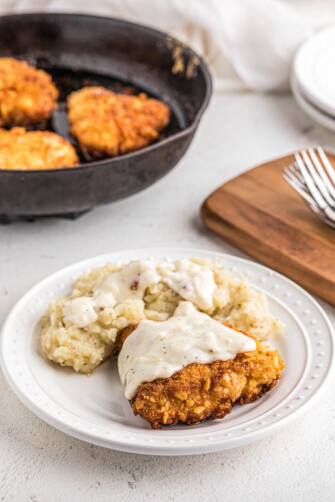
<box><xmin>0</xmin><ymin>58</ymin><xmax>58</xmax><ymax>127</ymax></box>
<box><xmin>67</xmin><ymin>86</ymin><xmax>170</xmax><ymax>158</ymax></box>
<box><xmin>117</xmin><ymin>323</ymin><xmax>284</xmax><ymax>429</ymax></box>
<box><xmin>0</xmin><ymin>128</ymin><xmax>79</xmax><ymax>170</ymax></box>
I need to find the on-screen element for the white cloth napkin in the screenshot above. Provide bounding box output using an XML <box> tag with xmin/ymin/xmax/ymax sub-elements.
<box><xmin>3</xmin><ymin>0</ymin><xmax>335</xmax><ymax>92</ymax></box>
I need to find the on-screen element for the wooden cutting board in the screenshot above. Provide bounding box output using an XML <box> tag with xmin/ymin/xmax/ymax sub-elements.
<box><xmin>201</xmin><ymin>152</ymin><xmax>335</xmax><ymax>306</ymax></box>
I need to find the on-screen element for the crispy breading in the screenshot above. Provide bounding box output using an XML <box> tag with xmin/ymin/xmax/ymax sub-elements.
<box><xmin>118</xmin><ymin>323</ymin><xmax>285</xmax><ymax>429</ymax></box>
<box><xmin>0</xmin><ymin>58</ymin><xmax>58</xmax><ymax>127</ymax></box>
<box><xmin>67</xmin><ymin>86</ymin><xmax>170</xmax><ymax>158</ymax></box>
<box><xmin>0</xmin><ymin>128</ymin><xmax>79</xmax><ymax>170</ymax></box>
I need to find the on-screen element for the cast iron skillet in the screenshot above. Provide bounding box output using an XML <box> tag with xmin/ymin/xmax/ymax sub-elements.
<box><xmin>0</xmin><ymin>13</ymin><xmax>212</xmax><ymax>222</ymax></box>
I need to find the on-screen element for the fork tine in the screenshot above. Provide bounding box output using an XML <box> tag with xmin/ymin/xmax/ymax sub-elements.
<box><xmin>288</xmin><ymin>163</ymin><xmax>305</xmax><ymax>184</ymax></box>
<box><xmin>301</xmin><ymin>149</ymin><xmax>335</xmax><ymax>207</ymax></box>
<box><xmin>284</xmin><ymin>155</ymin><xmax>335</xmax><ymax>228</ymax></box>
<box><xmin>317</xmin><ymin>146</ymin><xmax>335</xmax><ymax>186</ymax></box>
<box><xmin>309</xmin><ymin>204</ymin><xmax>335</xmax><ymax>227</ymax></box>
<box><xmin>309</xmin><ymin>147</ymin><xmax>335</xmax><ymax>200</ymax></box>
<box><xmin>324</xmin><ymin>206</ymin><xmax>335</xmax><ymax>222</ymax></box>
<box><xmin>295</xmin><ymin>152</ymin><xmax>328</xmax><ymax>209</ymax></box>
<box><xmin>284</xmin><ymin>167</ymin><xmax>309</xmax><ymax>192</ymax></box>
<box><xmin>282</xmin><ymin>172</ymin><xmax>318</xmax><ymax>207</ymax></box>
<box><xmin>283</xmin><ymin>168</ymin><xmax>335</xmax><ymax>227</ymax></box>
<box><xmin>284</xmin><ymin>171</ymin><xmax>335</xmax><ymax>224</ymax></box>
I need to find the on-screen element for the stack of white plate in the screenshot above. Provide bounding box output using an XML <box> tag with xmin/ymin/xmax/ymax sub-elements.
<box><xmin>292</xmin><ymin>26</ymin><xmax>335</xmax><ymax>133</ymax></box>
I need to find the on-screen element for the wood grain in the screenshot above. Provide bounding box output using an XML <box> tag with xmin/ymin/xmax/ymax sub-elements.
<box><xmin>201</xmin><ymin>152</ymin><xmax>335</xmax><ymax>305</ymax></box>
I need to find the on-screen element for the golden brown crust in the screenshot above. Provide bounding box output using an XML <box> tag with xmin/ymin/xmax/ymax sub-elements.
<box><xmin>67</xmin><ymin>86</ymin><xmax>170</xmax><ymax>158</ymax></box>
<box><xmin>116</xmin><ymin>323</ymin><xmax>138</xmax><ymax>353</ymax></box>
<box><xmin>0</xmin><ymin>58</ymin><xmax>58</xmax><ymax>127</ymax></box>
<box><xmin>0</xmin><ymin>128</ymin><xmax>79</xmax><ymax>170</ymax></box>
<box><xmin>119</xmin><ymin>322</ymin><xmax>285</xmax><ymax>429</ymax></box>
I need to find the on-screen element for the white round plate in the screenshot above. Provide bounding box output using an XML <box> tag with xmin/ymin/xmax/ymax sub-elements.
<box><xmin>293</xmin><ymin>26</ymin><xmax>335</xmax><ymax>117</ymax></box>
<box><xmin>1</xmin><ymin>249</ymin><xmax>334</xmax><ymax>455</ymax></box>
<box><xmin>291</xmin><ymin>73</ymin><xmax>335</xmax><ymax>133</ymax></box>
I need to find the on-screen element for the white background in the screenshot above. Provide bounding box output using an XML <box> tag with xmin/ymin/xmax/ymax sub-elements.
<box><xmin>1</xmin><ymin>92</ymin><xmax>335</xmax><ymax>501</ymax></box>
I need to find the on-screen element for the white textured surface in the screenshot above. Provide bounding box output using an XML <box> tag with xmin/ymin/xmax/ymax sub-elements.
<box><xmin>1</xmin><ymin>93</ymin><xmax>335</xmax><ymax>500</ymax></box>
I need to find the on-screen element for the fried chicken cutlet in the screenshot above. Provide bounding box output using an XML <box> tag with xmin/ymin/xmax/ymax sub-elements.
<box><xmin>0</xmin><ymin>58</ymin><xmax>58</xmax><ymax>127</ymax></box>
<box><xmin>118</xmin><ymin>318</ymin><xmax>285</xmax><ymax>429</ymax></box>
<box><xmin>67</xmin><ymin>86</ymin><xmax>170</xmax><ymax>158</ymax></box>
<box><xmin>0</xmin><ymin>128</ymin><xmax>79</xmax><ymax>170</ymax></box>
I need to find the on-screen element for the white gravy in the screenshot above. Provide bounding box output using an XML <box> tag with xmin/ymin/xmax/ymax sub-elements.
<box><xmin>62</xmin><ymin>297</ymin><xmax>98</xmax><ymax>328</ymax></box>
<box><xmin>62</xmin><ymin>259</ymin><xmax>217</xmax><ymax>327</ymax></box>
<box><xmin>118</xmin><ymin>301</ymin><xmax>256</xmax><ymax>400</ymax></box>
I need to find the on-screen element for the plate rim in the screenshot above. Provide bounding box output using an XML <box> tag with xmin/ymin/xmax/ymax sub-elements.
<box><xmin>291</xmin><ymin>72</ymin><xmax>335</xmax><ymax>132</ymax></box>
<box><xmin>293</xmin><ymin>25</ymin><xmax>335</xmax><ymax>118</ymax></box>
<box><xmin>1</xmin><ymin>247</ymin><xmax>334</xmax><ymax>455</ymax></box>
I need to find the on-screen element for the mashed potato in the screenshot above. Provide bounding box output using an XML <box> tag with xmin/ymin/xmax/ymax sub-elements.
<box><xmin>41</xmin><ymin>258</ymin><xmax>283</xmax><ymax>373</ymax></box>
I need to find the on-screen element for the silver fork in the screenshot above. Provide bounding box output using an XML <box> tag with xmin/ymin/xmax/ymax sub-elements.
<box><xmin>283</xmin><ymin>146</ymin><xmax>335</xmax><ymax>228</ymax></box>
